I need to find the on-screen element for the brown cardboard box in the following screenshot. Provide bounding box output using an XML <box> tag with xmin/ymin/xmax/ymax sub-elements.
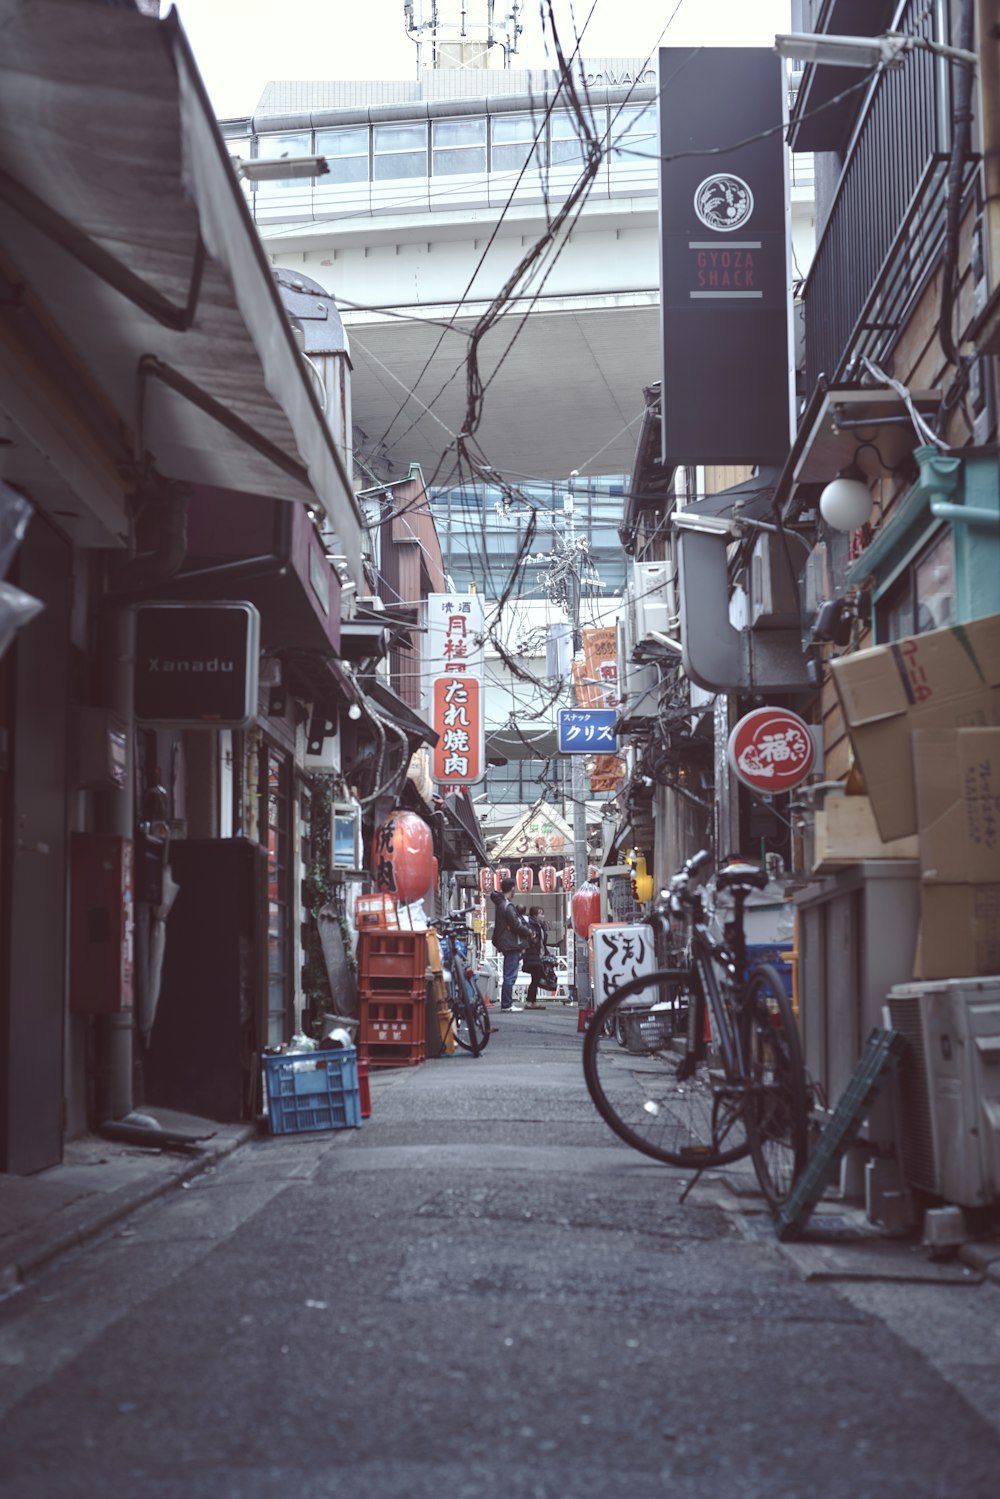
<box><xmin>913</xmin><ymin>728</ymin><xmax>1000</xmax><ymax>884</ymax></box>
<box><xmin>914</xmin><ymin>884</ymin><xmax>1000</xmax><ymax>980</ymax></box>
<box><xmin>813</xmin><ymin>794</ymin><xmax>919</xmax><ymax>870</ymax></box>
<box><xmin>830</xmin><ymin>613</ymin><xmax>1000</xmax><ymax>843</ymax></box>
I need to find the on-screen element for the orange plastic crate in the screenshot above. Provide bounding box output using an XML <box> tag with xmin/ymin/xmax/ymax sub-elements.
<box><xmin>358</xmin><ymin>930</ymin><xmax>427</xmax><ymax>982</ymax></box>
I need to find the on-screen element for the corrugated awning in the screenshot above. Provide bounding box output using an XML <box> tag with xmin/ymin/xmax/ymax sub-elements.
<box><xmin>0</xmin><ymin>0</ymin><xmax>364</xmax><ymax>580</ymax></box>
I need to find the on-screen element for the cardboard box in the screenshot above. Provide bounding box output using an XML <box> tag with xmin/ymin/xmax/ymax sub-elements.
<box><xmin>830</xmin><ymin>613</ymin><xmax>1000</xmax><ymax>843</ymax></box>
<box><xmin>813</xmin><ymin>794</ymin><xmax>919</xmax><ymax>871</ymax></box>
<box><xmin>913</xmin><ymin>728</ymin><xmax>1000</xmax><ymax>884</ymax></box>
<box><xmin>914</xmin><ymin>883</ymin><xmax>1000</xmax><ymax>980</ymax></box>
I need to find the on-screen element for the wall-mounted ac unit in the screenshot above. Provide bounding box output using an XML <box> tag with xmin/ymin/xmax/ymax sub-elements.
<box><xmin>749</xmin><ymin>531</ymin><xmax>801</xmax><ymax>630</ymax></box>
<box><xmin>632</xmin><ymin>559</ymin><xmax>677</xmax><ymax>646</ymax></box>
<box><xmin>885</xmin><ymin>977</ymin><xmax>1000</xmax><ymax>1208</ymax></box>
<box><xmin>616</xmin><ymin>592</ymin><xmax>658</xmax><ymax>718</ymax></box>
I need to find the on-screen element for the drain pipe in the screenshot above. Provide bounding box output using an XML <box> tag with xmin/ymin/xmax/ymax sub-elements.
<box><xmin>914</xmin><ymin>444</ymin><xmax>1000</xmax><ymax>527</ymax></box>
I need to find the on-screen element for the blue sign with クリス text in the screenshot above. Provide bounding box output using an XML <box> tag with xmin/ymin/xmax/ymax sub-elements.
<box><xmin>557</xmin><ymin>708</ymin><xmax>618</xmax><ymax>754</ymax></box>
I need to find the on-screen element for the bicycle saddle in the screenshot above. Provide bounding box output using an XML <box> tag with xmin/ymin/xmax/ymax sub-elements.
<box><xmin>714</xmin><ymin>863</ymin><xmax>769</xmax><ymax>892</ymax></box>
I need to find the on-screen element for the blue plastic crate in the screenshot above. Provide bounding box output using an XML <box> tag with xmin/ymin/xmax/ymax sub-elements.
<box><xmin>263</xmin><ymin>1048</ymin><xmax>362</xmax><ymax>1135</ymax></box>
<box><xmin>744</xmin><ymin>944</ymin><xmax>794</xmax><ymax>1002</ymax></box>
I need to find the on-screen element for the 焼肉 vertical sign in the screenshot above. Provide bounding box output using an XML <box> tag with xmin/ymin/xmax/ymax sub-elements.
<box><xmin>426</xmin><ymin>593</ymin><xmax>485</xmax><ymax>786</ymax></box>
<box><xmin>659</xmin><ymin>47</ymin><xmax>792</xmax><ymax>465</ymax></box>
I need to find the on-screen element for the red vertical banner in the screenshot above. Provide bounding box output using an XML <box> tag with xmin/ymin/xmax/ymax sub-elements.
<box><xmin>432</xmin><ymin>676</ymin><xmax>483</xmax><ymax>786</ymax></box>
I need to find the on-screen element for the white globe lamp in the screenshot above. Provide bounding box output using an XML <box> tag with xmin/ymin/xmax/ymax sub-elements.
<box><xmin>819</xmin><ymin>465</ymin><xmax>873</xmax><ymax>532</ymax></box>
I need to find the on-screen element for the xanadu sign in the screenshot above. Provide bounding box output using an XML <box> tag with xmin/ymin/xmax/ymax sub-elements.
<box><xmin>425</xmin><ymin>593</ymin><xmax>485</xmax><ymax>786</ymax></box>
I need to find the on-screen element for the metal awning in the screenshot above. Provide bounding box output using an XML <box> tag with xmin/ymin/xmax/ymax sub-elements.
<box><xmin>361</xmin><ymin>678</ymin><xmax>438</xmax><ymax>749</ymax></box>
<box><xmin>0</xmin><ymin>0</ymin><xmax>364</xmax><ymax>581</ymax></box>
<box><xmin>440</xmin><ymin>792</ymin><xmax>490</xmax><ymax>867</ymax></box>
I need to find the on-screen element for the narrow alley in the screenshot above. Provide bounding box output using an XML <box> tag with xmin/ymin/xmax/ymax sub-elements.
<box><xmin>1</xmin><ymin>1013</ymin><xmax>998</xmax><ymax>1499</ymax></box>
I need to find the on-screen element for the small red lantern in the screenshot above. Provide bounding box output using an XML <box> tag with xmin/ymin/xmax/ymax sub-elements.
<box><xmin>588</xmin><ymin>864</ymin><xmax>599</xmax><ymax>882</ymax></box>
<box><xmin>493</xmin><ymin>866</ymin><xmax>511</xmax><ymax>891</ymax></box>
<box><xmin>516</xmin><ymin>866</ymin><xmax>534</xmax><ymax>893</ymax></box>
<box><xmin>562</xmin><ymin>863</ymin><xmax>576</xmax><ymax>892</ymax></box>
<box><xmin>372</xmin><ymin>810</ymin><xmax>433</xmax><ymax>903</ymax></box>
<box><xmin>539</xmin><ymin>865</ymin><xmax>557</xmax><ymax>893</ymax></box>
<box><xmin>480</xmin><ymin>867</ymin><xmax>493</xmax><ymax>893</ymax></box>
<box><xmin>571</xmin><ymin>883</ymin><xmax>601</xmax><ymax>939</ymax></box>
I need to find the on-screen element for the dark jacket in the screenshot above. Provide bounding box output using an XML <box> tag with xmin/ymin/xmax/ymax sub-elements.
<box><xmin>490</xmin><ymin>891</ymin><xmax>532</xmax><ymax>954</ymax></box>
<box><xmin>521</xmin><ymin>916</ymin><xmax>548</xmax><ymax>972</ymax></box>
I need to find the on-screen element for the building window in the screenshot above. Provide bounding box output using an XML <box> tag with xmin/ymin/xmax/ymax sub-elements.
<box><xmin>491</xmin><ymin>112</ymin><xmax>542</xmax><ymax>172</ymax></box>
<box><xmin>255</xmin><ymin>130</ymin><xmax>313</xmax><ymax>187</ymax></box>
<box><xmin>373</xmin><ymin>122</ymin><xmax>428</xmax><ymax>179</ymax></box>
<box><xmin>432</xmin><ymin>117</ymin><xmax>486</xmax><ymax>175</ymax></box>
<box><xmin>485</xmin><ymin>758</ymin><xmax>553</xmax><ymax>805</ymax></box>
<box><xmin>610</xmin><ymin>102</ymin><xmax>658</xmax><ymax>160</ymax></box>
<box><xmin>877</xmin><ymin>528</ymin><xmax>955</xmax><ymax>641</ymax></box>
<box><xmin>315</xmin><ymin>126</ymin><xmax>369</xmax><ymax>183</ymax></box>
<box><xmin>550</xmin><ymin>111</ymin><xmax>588</xmax><ymax>165</ymax></box>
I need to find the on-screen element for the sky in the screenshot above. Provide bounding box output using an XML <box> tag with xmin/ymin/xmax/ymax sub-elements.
<box><xmin>164</xmin><ymin>0</ymin><xmax>792</xmax><ymax>119</ymax></box>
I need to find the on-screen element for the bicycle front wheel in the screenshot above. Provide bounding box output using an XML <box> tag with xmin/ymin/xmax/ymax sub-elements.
<box><xmin>453</xmin><ymin>973</ymin><xmax>491</xmax><ymax>1055</ymax></box>
<box><xmin>742</xmin><ymin>964</ymin><xmax>809</xmax><ymax>1209</ymax></box>
<box><xmin>583</xmin><ymin>969</ymin><xmax>749</xmax><ymax>1168</ymax></box>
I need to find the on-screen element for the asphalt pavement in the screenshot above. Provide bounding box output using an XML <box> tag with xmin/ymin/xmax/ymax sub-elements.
<box><xmin>1</xmin><ymin>1002</ymin><xmax>999</xmax><ymax>1497</ymax></box>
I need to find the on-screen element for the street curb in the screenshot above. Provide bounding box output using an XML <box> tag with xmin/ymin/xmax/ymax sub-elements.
<box><xmin>0</xmin><ymin>1124</ymin><xmax>257</xmax><ymax>1295</ymax></box>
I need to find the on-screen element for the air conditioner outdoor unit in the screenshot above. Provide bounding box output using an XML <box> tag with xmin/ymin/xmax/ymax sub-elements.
<box><xmin>885</xmin><ymin>977</ymin><xmax>1000</xmax><ymax>1208</ymax></box>
<box><xmin>749</xmin><ymin>531</ymin><xmax>801</xmax><ymax>630</ymax></box>
<box><xmin>617</xmin><ymin>590</ymin><xmax>657</xmax><ymax>718</ymax></box>
<box><xmin>632</xmin><ymin>559</ymin><xmax>677</xmax><ymax>645</ymax></box>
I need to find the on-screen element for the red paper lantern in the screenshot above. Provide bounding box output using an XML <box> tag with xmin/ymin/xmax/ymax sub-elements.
<box><xmin>479</xmin><ymin>867</ymin><xmax>493</xmax><ymax>893</ymax></box>
<box><xmin>493</xmin><ymin>866</ymin><xmax>511</xmax><ymax>891</ymax></box>
<box><xmin>539</xmin><ymin>865</ymin><xmax>557</xmax><ymax>893</ymax></box>
<box><xmin>561</xmin><ymin>863</ymin><xmax>576</xmax><ymax>891</ymax></box>
<box><xmin>588</xmin><ymin>864</ymin><xmax>599</xmax><ymax>882</ymax></box>
<box><xmin>571</xmin><ymin>883</ymin><xmax>601</xmax><ymax>939</ymax></box>
<box><xmin>516</xmin><ymin>866</ymin><xmax>534</xmax><ymax>893</ymax></box>
<box><xmin>372</xmin><ymin>810</ymin><xmax>433</xmax><ymax>904</ymax></box>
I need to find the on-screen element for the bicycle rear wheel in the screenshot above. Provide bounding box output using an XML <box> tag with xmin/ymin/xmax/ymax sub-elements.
<box><xmin>452</xmin><ymin>969</ymin><xmax>491</xmax><ymax>1055</ymax></box>
<box><xmin>583</xmin><ymin>969</ymin><xmax>749</xmax><ymax>1168</ymax></box>
<box><xmin>742</xmin><ymin>964</ymin><xmax>809</xmax><ymax>1209</ymax></box>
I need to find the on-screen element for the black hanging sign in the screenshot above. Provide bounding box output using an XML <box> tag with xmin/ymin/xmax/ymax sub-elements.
<box><xmin>134</xmin><ymin>602</ymin><xmax>260</xmax><ymax>727</ymax></box>
<box><xmin>659</xmin><ymin>47</ymin><xmax>792</xmax><ymax>466</ymax></box>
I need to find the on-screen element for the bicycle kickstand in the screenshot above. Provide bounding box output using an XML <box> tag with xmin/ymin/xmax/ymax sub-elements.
<box><xmin>677</xmin><ymin>1168</ymin><xmax>706</xmax><ymax>1206</ymax></box>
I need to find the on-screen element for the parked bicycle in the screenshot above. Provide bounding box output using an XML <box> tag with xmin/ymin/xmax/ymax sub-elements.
<box><xmin>434</xmin><ymin>914</ymin><xmax>491</xmax><ymax>1058</ymax></box>
<box><xmin>582</xmin><ymin>851</ymin><xmax>809</xmax><ymax>1208</ymax></box>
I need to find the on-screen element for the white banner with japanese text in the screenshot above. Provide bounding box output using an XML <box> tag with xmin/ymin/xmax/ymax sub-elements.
<box><xmin>426</xmin><ymin>593</ymin><xmax>486</xmax><ymax>787</ymax></box>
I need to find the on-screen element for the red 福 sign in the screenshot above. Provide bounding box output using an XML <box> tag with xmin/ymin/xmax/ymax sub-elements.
<box><xmin>727</xmin><ymin>707</ymin><xmax>814</xmax><ymax>794</ymax></box>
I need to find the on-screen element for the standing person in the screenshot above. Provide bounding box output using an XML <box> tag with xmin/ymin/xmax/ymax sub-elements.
<box><xmin>490</xmin><ymin>877</ymin><xmax>532</xmax><ymax>1012</ymax></box>
<box><xmin>522</xmin><ymin>905</ymin><xmax>549</xmax><ymax>1010</ymax></box>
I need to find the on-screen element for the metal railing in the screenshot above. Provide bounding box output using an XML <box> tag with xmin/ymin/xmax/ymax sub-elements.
<box><xmin>802</xmin><ymin>5</ymin><xmax>954</xmax><ymax>391</ymax></box>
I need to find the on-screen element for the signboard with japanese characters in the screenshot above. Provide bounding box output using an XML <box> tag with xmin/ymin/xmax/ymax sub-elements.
<box><xmin>558</xmin><ymin>708</ymin><xmax>618</xmax><ymax>754</ymax></box>
<box><xmin>727</xmin><ymin>706</ymin><xmax>815</xmax><ymax>794</ymax></box>
<box><xmin>426</xmin><ymin>593</ymin><xmax>486</xmax><ymax>786</ymax></box>
<box><xmin>589</xmin><ymin>923</ymin><xmax>657</xmax><ymax>1006</ymax></box>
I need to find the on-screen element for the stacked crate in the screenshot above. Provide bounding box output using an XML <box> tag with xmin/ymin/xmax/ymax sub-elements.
<box><xmin>357</xmin><ymin>930</ymin><xmax>428</xmax><ymax>1068</ymax></box>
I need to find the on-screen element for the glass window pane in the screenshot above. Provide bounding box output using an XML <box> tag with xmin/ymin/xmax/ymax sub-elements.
<box><xmin>258</xmin><ymin>131</ymin><xmax>311</xmax><ymax>159</ymax></box>
<box><xmin>433</xmin><ymin>144</ymin><xmax>487</xmax><ymax>175</ymax></box>
<box><xmin>551</xmin><ymin>136</ymin><xmax>586</xmax><ymax>164</ymax></box>
<box><xmin>374</xmin><ymin>152</ymin><xmax>427</xmax><ymax>180</ymax></box>
<box><xmin>914</xmin><ymin>531</ymin><xmax>955</xmax><ymax>634</ymax></box>
<box><xmin>316</xmin><ymin>127</ymin><xmax>368</xmax><ymax>158</ymax></box>
<box><xmin>434</xmin><ymin>118</ymin><xmax>486</xmax><ymax>148</ymax></box>
<box><xmin>492</xmin><ymin>113</ymin><xmax>537</xmax><ymax>144</ymax></box>
<box><xmin>551</xmin><ymin>113</ymin><xmax>581</xmax><ymax>139</ymax></box>
<box><xmin>328</xmin><ymin>155</ymin><xmax>369</xmax><ymax>184</ymax></box>
<box><xmin>492</xmin><ymin>142</ymin><xmax>533</xmax><ymax>172</ymax></box>
<box><xmin>374</xmin><ymin>123</ymin><xmax>427</xmax><ymax>152</ymax></box>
